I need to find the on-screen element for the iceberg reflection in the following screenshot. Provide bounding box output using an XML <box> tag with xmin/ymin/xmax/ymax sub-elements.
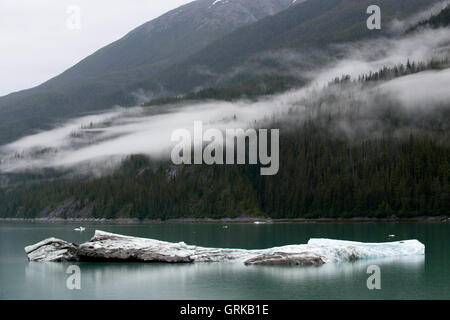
<box><xmin>25</xmin><ymin>255</ymin><xmax>424</xmax><ymax>299</ymax></box>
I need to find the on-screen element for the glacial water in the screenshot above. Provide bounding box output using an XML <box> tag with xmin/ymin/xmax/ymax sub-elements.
<box><xmin>0</xmin><ymin>221</ymin><xmax>449</xmax><ymax>300</ymax></box>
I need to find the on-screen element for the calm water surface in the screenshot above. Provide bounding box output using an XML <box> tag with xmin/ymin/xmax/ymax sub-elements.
<box><xmin>0</xmin><ymin>221</ymin><xmax>449</xmax><ymax>300</ymax></box>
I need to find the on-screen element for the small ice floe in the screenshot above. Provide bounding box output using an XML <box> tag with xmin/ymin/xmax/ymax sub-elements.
<box><xmin>74</xmin><ymin>227</ymin><xmax>86</xmax><ymax>232</ymax></box>
<box><xmin>223</xmin><ymin>226</ymin><xmax>229</xmax><ymax>229</ymax></box>
<box><xmin>388</xmin><ymin>235</ymin><xmax>396</xmax><ymax>238</ymax></box>
<box><xmin>253</xmin><ymin>220</ymin><xmax>272</xmax><ymax>225</ymax></box>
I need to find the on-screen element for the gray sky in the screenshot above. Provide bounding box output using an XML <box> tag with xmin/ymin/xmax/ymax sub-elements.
<box><xmin>0</xmin><ymin>0</ymin><xmax>193</xmax><ymax>96</ymax></box>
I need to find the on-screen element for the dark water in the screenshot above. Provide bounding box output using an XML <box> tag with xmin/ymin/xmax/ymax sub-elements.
<box><xmin>0</xmin><ymin>221</ymin><xmax>449</xmax><ymax>300</ymax></box>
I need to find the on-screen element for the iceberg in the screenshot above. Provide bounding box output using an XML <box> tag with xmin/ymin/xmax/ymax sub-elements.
<box><xmin>24</xmin><ymin>230</ymin><xmax>425</xmax><ymax>265</ymax></box>
<box><xmin>306</xmin><ymin>239</ymin><xmax>425</xmax><ymax>262</ymax></box>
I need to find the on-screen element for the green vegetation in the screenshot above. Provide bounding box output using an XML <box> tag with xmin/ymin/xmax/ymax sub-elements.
<box><xmin>1</xmin><ymin>61</ymin><xmax>448</xmax><ymax>220</ymax></box>
<box><xmin>144</xmin><ymin>75</ymin><xmax>303</xmax><ymax>106</ymax></box>
<box><xmin>410</xmin><ymin>4</ymin><xmax>450</xmax><ymax>31</ymax></box>
<box><xmin>330</xmin><ymin>58</ymin><xmax>450</xmax><ymax>85</ymax></box>
<box><xmin>0</xmin><ymin>1</ymin><xmax>448</xmax><ymax>220</ymax></box>
<box><xmin>0</xmin><ymin>120</ymin><xmax>447</xmax><ymax>220</ymax></box>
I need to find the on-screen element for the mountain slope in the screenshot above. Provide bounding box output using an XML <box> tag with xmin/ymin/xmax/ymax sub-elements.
<box><xmin>0</xmin><ymin>0</ymin><xmax>294</xmax><ymax>145</ymax></box>
<box><xmin>155</xmin><ymin>0</ymin><xmax>442</xmax><ymax>92</ymax></box>
<box><xmin>0</xmin><ymin>0</ymin><xmax>441</xmax><ymax>146</ymax></box>
<box><xmin>414</xmin><ymin>3</ymin><xmax>450</xmax><ymax>30</ymax></box>
<box><xmin>42</xmin><ymin>0</ymin><xmax>295</xmax><ymax>87</ymax></box>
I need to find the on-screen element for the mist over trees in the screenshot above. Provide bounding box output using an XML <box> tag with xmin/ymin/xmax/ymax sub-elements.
<box><xmin>1</xmin><ymin>60</ymin><xmax>448</xmax><ymax>220</ymax></box>
<box><xmin>0</xmin><ymin>3</ymin><xmax>449</xmax><ymax>220</ymax></box>
<box><xmin>1</xmin><ymin>121</ymin><xmax>447</xmax><ymax>220</ymax></box>
<box><xmin>0</xmin><ymin>0</ymin><xmax>440</xmax><ymax>146</ymax></box>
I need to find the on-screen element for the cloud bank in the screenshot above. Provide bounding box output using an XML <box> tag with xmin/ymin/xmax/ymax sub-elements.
<box><xmin>1</xmin><ymin>23</ymin><xmax>449</xmax><ymax>174</ymax></box>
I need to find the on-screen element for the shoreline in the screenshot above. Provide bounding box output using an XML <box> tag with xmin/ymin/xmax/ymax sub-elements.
<box><xmin>0</xmin><ymin>216</ymin><xmax>448</xmax><ymax>224</ymax></box>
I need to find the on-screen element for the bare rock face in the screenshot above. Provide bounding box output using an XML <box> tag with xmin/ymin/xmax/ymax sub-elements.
<box><xmin>244</xmin><ymin>252</ymin><xmax>326</xmax><ymax>266</ymax></box>
<box><xmin>25</xmin><ymin>238</ymin><xmax>79</xmax><ymax>262</ymax></box>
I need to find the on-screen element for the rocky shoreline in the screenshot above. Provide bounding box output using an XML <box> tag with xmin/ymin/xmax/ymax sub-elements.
<box><xmin>4</xmin><ymin>216</ymin><xmax>450</xmax><ymax>224</ymax></box>
<box><xmin>24</xmin><ymin>230</ymin><xmax>425</xmax><ymax>266</ymax></box>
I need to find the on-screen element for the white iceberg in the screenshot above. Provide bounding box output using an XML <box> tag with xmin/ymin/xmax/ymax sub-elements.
<box><xmin>25</xmin><ymin>230</ymin><xmax>425</xmax><ymax>265</ymax></box>
<box><xmin>304</xmin><ymin>238</ymin><xmax>425</xmax><ymax>263</ymax></box>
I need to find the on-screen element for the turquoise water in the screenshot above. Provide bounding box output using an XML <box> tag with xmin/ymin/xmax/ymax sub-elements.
<box><xmin>0</xmin><ymin>221</ymin><xmax>449</xmax><ymax>300</ymax></box>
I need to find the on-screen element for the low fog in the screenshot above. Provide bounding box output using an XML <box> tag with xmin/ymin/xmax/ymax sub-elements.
<box><xmin>389</xmin><ymin>0</ymin><xmax>449</xmax><ymax>34</ymax></box>
<box><xmin>1</xmin><ymin>19</ymin><xmax>449</xmax><ymax>174</ymax></box>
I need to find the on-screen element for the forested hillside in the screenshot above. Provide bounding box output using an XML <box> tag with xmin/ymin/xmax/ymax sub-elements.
<box><xmin>1</xmin><ymin>61</ymin><xmax>448</xmax><ymax>220</ymax></box>
<box><xmin>153</xmin><ymin>0</ymin><xmax>441</xmax><ymax>92</ymax></box>
<box><xmin>1</xmin><ymin>120</ymin><xmax>447</xmax><ymax>220</ymax></box>
<box><xmin>413</xmin><ymin>4</ymin><xmax>450</xmax><ymax>30</ymax></box>
<box><xmin>0</xmin><ymin>3</ymin><xmax>449</xmax><ymax>220</ymax></box>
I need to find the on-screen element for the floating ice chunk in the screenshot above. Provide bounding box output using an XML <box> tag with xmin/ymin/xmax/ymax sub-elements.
<box><xmin>306</xmin><ymin>238</ymin><xmax>425</xmax><ymax>262</ymax></box>
<box><xmin>25</xmin><ymin>231</ymin><xmax>425</xmax><ymax>265</ymax></box>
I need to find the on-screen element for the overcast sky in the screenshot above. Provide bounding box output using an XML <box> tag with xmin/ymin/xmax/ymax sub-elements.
<box><xmin>0</xmin><ymin>0</ymin><xmax>193</xmax><ymax>97</ymax></box>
